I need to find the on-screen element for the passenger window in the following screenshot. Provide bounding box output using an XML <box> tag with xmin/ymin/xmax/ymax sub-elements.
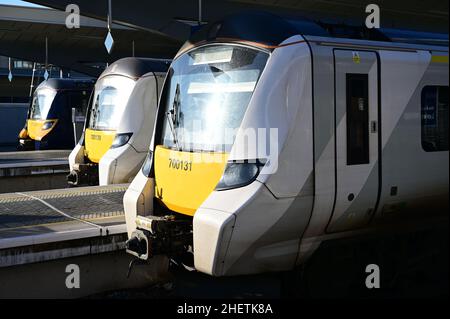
<box><xmin>421</xmin><ymin>86</ymin><xmax>449</xmax><ymax>152</ymax></box>
<box><xmin>346</xmin><ymin>74</ymin><xmax>369</xmax><ymax>165</ymax></box>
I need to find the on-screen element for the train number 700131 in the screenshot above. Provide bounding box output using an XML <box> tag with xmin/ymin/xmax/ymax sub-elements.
<box><xmin>168</xmin><ymin>158</ymin><xmax>193</xmax><ymax>172</ymax></box>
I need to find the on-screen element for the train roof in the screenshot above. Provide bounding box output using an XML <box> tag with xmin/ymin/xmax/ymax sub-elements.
<box><xmin>36</xmin><ymin>78</ymin><xmax>95</xmax><ymax>91</ymax></box>
<box><xmin>98</xmin><ymin>57</ymin><xmax>171</xmax><ymax>80</ymax></box>
<box><xmin>185</xmin><ymin>11</ymin><xmax>449</xmax><ymax>51</ymax></box>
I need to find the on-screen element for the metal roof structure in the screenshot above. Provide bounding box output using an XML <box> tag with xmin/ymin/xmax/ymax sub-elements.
<box><xmin>186</xmin><ymin>11</ymin><xmax>448</xmax><ymax>49</ymax></box>
<box><xmin>0</xmin><ymin>5</ymin><xmax>180</xmax><ymax>76</ymax></box>
<box><xmin>0</xmin><ymin>1</ymin><xmax>447</xmax><ymax>76</ymax></box>
<box><xmin>98</xmin><ymin>57</ymin><xmax>171</xmax><ymax>81</ymax></box>
<box><xmin>28</xmin><ymin>0</ymin><xmax>448</xmax><ymax>36</ymax></box>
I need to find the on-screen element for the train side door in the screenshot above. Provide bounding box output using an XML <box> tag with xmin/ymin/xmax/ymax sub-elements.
<box><xmin>327</xmin><ymin>50</ymin><xmax>380</xmax><ymax>233</ymax></box>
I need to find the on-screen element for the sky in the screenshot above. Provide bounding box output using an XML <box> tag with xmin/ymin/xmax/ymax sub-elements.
<box><xmin>0</xmin><ymin>0</ymin><xmax>46</xmax><ymax>8</ymax></box>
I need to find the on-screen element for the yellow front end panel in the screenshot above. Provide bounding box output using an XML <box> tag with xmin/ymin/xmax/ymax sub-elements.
<box><xmin>27</xmin><ymin>119</ymin><xmax>57</xmax><ymax>141</ymax></box>
<box><xmin>18</xmin><ymin>128</ymin><xmax>28</xmax><ymax>139</ymax></box>
<box><xmin>154</xmin><ymin>145</ymin><xmax>229</xmax><ymax>216</ymax></box>
<box><xmin>84</xmin><ymin>128</ymin><xmax>116</xmax><ymax>163</ymax></box>
<box><xmin>431</xmin><ymin>55</ymin><xmax>449</xmax><ymax>64</ymax></box>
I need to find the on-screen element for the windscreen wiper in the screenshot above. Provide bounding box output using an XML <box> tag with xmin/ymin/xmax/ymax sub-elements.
<box><xmin>166</xmin><ymin>83</ymin><xmax>182</xmax><ymax>151</ymax></box>
<box><xmin>209</xmin><ymin>65</ymin><xmax>230</xmax><ymax>80</ymax></box>
<box><xmin>90</xmin><ymin>96</ymin><xmax>100</xmax><ymax>127</ymax></box>
<box><xmin>29</xmin><ymin>98</ymin><xmax>37</xmax><ymax>119</ymax></box>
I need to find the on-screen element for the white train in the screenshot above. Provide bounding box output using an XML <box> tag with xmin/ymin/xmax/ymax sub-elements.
<box><xmin>124</xmin><ymin>13</ymin><xmax>448</xmax><ymax>276</ymax></box>
<box><xmin>68</xmin><ymin>57</ymin><xmax>169</xmax><ymax>186</ymax></box>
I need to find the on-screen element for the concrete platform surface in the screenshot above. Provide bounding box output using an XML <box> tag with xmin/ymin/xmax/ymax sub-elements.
<box><xmin>0</xmin><ymin>184</ymin><xmax>129</xmax><ymax>251</ymax></box>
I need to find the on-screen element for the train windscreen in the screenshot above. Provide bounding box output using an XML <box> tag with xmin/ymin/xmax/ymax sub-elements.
<box><xmin>30</xmin><ymin>88</ymin><xmax>57</xmax><ymax>120</ymax></box>
<box><xmin>160</xmin><ymin>45</ymin><xmax>269</xmax><ymax>153</ymax></box>
<box><xmin>88</xmin><ymin>76</ymin><xmax>135</xmax><ymax>131</ymax></box>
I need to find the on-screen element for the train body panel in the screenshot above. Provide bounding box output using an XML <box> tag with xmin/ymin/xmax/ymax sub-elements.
<box><xmin>374</xmin><ymin>50</ymin><xmax>448</xmax><ymax>222</ymax></box>
<box><xmin>68</xmin><ymin>143</ymin><xmax>84</xmax><ymax>167</ymax></box>
<box><xmin>300</xmin><ymin>43</ymin><xmax>337</xmax><ymax>239</ymax></box>
<box><xmin>194</xmin><ymin>36</ymin><xmax>315</xmax><ymax>275</ymax></box>
<box><xmin>114</xmin><ymin>73</ymin><xmax>166</xmax><ymax>153</ymax></box>
<box><xmin>99</xmin><ymin>143</ymin><xmax>140</xmax><ymax>184</ymax></box>
<box><xmin>99</xmin><ymin>72</ymin><xmax>167</xmax><ymax>185</ymax></box>
<box><xmin>124</xmin><ymin>160</ymin><xmax>155</xmax><ymax>236</ymax></box>
<box><xmin>302</xmin><ymin>38</ymin><xmax>448</xmax><ymax>241</ymax></box>
<box><xmin>124</xmin><ymin>12</ymin><xmax>448</xmax><ymax>277</ymax></box>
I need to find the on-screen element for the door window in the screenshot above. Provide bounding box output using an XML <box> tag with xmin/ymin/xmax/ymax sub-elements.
<box><xmin>346</xmin><ymin>73</ymin><xmax>370</xmax><ymax>165</ymax></box>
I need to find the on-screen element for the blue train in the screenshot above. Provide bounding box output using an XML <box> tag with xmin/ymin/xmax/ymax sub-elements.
<box><xmin>18</xmin><ymin>78</ymin><xmax>94</xmax><ymax>150</ymax></box>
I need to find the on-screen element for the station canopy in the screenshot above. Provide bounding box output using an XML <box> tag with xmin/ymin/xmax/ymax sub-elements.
<box><xmin>27</xmin><ymin>0</ymin><xmax>448</xmax><ymax>35</ymax></box>
<box><xmin>0</xmin><ymin>4</ymin><xmax>180</xmax><ymax>77</ymax></box>
<box><xmin>1</xmin><ymin>0</ymin><xmax>448</xmax><ymax>76</ymax></box>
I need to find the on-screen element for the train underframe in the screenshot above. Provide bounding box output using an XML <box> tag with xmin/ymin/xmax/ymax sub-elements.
<box><xmin>67</xmin><ymin>162</ymin><xmax>99</xmax><ymax>186</ymax></box>
<box><xmin>126</xmin><ymin>200</ymin><xmax>194</xmax><ymax>270</ymax></box>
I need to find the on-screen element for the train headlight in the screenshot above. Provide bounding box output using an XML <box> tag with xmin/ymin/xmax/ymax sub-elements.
<box><xmin>215</xmin><ymin>160</ymin><xmax>264</xmax><ymax>191</ymax></box>
<box><xmin>41</xmin><ymin>121</ymin><xmax>55</xmax><ymax>131</ymax></box>
<box><xmin>111</xmin><ymin>133</ymin><xmax>133</xmax><ymax>149</ymax></box>
<box><xmin>18</xmin><ymin>128</ymin><xmax>28</xmax><ymax>139</ymax></box>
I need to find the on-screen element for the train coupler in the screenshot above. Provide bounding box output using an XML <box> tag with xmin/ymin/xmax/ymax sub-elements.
<box><xmin>17</xmin><ymin>138</ymin><xmax>35</xmax><ymax>151</ymax></box>
<box><xmin>67</xmin><ymin>163</ymin><xmax>98</xmax><ymax>186</ymax></box>
<box><xmin>125</xmin><ymin>215</ymin><xmax>193</xmax><ymax>262</ymax></box>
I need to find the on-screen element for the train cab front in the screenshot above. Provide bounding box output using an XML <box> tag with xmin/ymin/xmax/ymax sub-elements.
<box><xmin>68</xmin><ymin>76</ymin><xmax>135</xmax><ymax>186</ymax></box>
<box><xmin>124</xmin><ymin>43</ymin><xmax>276</xmax><ymax>274</ymax></box>
<box><xmin>18</xmin><ymin>87</ymin><xmax>59</xmax><ymax>151</ymax></box>
<box><xmin>67</xmin><ymin>128</ymin><xmax>114</xmax><ymax>186</ymax></box>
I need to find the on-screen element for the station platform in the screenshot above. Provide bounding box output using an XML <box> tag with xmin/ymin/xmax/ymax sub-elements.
<box><xmin>0</xmin><ymin>149</ymin><xmax>70</xmax><ymax>162</ymax></box>
<box><xmin>0</xmin><ymin>150</ymin><xmax>71</xmax><ymax>192</ymax></box>
<box><xmin>0</xmin><ymin>183</ymin><xmax>172</xmax><ymax>299</ymax></box>
<box><xmin>0</xmin><ymin>184</ymin><xmax>129</xmax><ymax>267</ymax></box>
